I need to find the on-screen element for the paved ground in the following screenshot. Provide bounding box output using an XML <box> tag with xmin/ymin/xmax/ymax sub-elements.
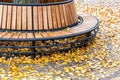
<box><xmin>0</xmin><ymin>0</ymin><xmax>120</xmax><ymax>80</ymax></box>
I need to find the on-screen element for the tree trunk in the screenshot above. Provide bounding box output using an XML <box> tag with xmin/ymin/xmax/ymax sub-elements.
<box><xmin>14</xmin><ymin>0</ymin><xmax>40</xmax><ymax>4</ymax></box>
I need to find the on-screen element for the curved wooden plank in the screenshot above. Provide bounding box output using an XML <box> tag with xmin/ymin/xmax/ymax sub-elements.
<box><xmin>22</xmin><ymin>6</ymin><xmax>27</xmax><ymax>30</ymax></box>
<box><xmin>6</xmin><ymin>5</ymin><xmax>12</xmax><ymax>29</ymax></box>
<box><xmin>2</xmin><ymin>5</ymin><xmax>7</xmax><ymax>29</ymax></box>
<box><xmin>41</xmin><ymin>32</ymin><xmax>51</xmax><ymax>38</ymax></box>
<box><xmin>34</xmin><ymin>32</ymin><xmax>43</xmax><ymax>38</ymax></box>
<box><xmin>33</xmin><ymin>6</ymin><xmax>38</xmax><ymax>30</ymax></box>
<box><xmin>69</xmin><ymin>2</ymin><xmax>75</xmax><ymax>23</ymax></box>
<box><xmin>17</xmin><ymin>6</ymin><xmax>22</xmax><ymax>30</ymax></box>
<box><xmin>18</xmin><ymin>33</ymin><xmax>27</xmax><ymax>39</ymax></box>
<box><xmin>0</xmin><ymin>0</ymin><xmax>12</xmax><ymax>2</ymax></box>
<box><xmin>2</xmin><ymin>32</ymin><xmax>14</xmax><ymax>38</ymax></box>
<box><xmin>38</xmin><ymin>6</ymin><xmax>43</xmax><ymax>30</ymax></box>
<box><xmin>65</xmin><ymin>3</ymin><xmax>71</xmax><ymax>26</ymax></box>
<box><xmin>68</xmin><ymin>2</ymin><xmax>74</xmax><ymax>24</ymax></box>
<box><xmin>62</xmin><ymin>4</ymin><xmax>68</xmax><ymax>27</ymax></box>
<box><xmin>27</xmin><ymin>6</ymin><xmax>32</xmax><ymax>30</ymax></box>
<box><xmin>0</xmin><ymin>32</ymin><xmax>7</xmax><ymax>38</ymax></box>
<box><xmin>26</xmin><ymin>33</ymin><xmax>34</xmax><ymax>38</ymax></box>
<box><xmin>43</xmin><ymin>6</ymin><xmax>48</xmax><ymax>30</ymax></box>
<box><xmin>11</xmin><ymin>32</ymin><xmax>20</xmax><ymax>38</ymax></box>
<box><xmin>71</xmin><ymin>1</ymin><xmax>78</xmax><ymax>23</ymax></box>
<box><xmin>59</xmin><ymin>4</ymin><xmax>66</xmax><ymax>27</ymax></box>
<box><xmin>55</xmin><ymin>5</ymin><xmax>61</xmax><ymax>28</ymax></box>
<box><xmin>47</xmin><ymin>6</ymin><xmax>53</xmax><ymax>29</ymax></box>
<box><xmin>51</xmin><ymin>5</ymin><xmax>57</xmax><ymax>29</ymax></box>
<box><xmin>0</xmin><ymin>5</ymin><xmax>3</xmax><ymax>29</ymax></box>
<box><xmin>12</xmin><ymin>6</ymin><xmax>17</xmax><ymax>30</ymax></box>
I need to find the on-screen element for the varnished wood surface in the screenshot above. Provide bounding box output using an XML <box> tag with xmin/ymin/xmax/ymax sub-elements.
<box><xmin>17</xmin><ymin>6</ymin><xmax>22</xmax><ymax>30</ymax></box>
<box><xmin>0</xmin><ymin>0</ymin><xmax>12</xmax><ymax>2</ymax></box>
<box><xmin>7</xmin><ymin>6</ymin><xmax>12</xmax><ymax>29</ymax></box>
<box><xmin>12</xmin><ymin>6</ymin><xmax>16</xmax><ymax>30</ymax></box>
<box><xmin>0</xmin><ymin>0</ymin><xmax>97</xmax><ymax>40</ymax></box>
<box><xmin>0</xmin><ymin>13</ymin><xmax>98</xmax><ymax>39</ymax></box>
<box><xmin>27</xmin><ymin>6</ymin><xmax>32</xmax><ymax>30</ymax></box>
<box><xmin>0</xmin><ymin>0</ymin><xmax>77</xmax><ymax>31</ymax></box>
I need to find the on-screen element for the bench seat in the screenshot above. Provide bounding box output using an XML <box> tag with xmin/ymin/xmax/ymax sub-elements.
<box><xmin>0</xmin><ymin>12</ymin><xmax>99</xmax><ymax>41</ymax></box>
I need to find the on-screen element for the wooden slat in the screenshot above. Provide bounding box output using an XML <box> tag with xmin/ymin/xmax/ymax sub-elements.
<box><xmin>66</xmin><ymin>4</ymin><xmax>71</xmax><ymax>25</ymax></box>
<box><xmin>65</xmin><ymin>3</ymin><xmax>71</xmax><ymax>26</ymax></box>
<box><xmin>47</xmin><ymin>31</ymin><xmax>60</xmax><ymax>37</ymax></box>
<box><xmin>47</xmin><ymin>6</ymin><xmax>53</xmax><ymax>29</ymax></box>
<box><xmin>42</xmin><ymin>32</ymin><xmax>54</xmax><ymax>38</ymax></box>
<box><xmin>18</xmin><ymin>33</ymin><xmax>26</xmax><ymax>39</ymax></box>
<box><xmin>59</xmin><ymin>5</ymin><xmax>66</xmax><ymax>27</ymax></box>
<box><xmin>33</xmin><ymin>6</ymin><xmax>38</xmax><ymax>30</ymax></box>
<box><xmin>0</xmin><ymin>32</ymin><xmax>7</xmax><ymax>38</ymax></box>
<box><xmin>43</xmin><ymin>6</ymin><xmax>48</xmax><ymax>30</ymax></box>
<box><xmin>57</xmin><ymin>30</ymin><xmax>71</xmax><ymax>36</ymax></box>
<box><xmin>3</xmin><ymin>32</ymin><xmax>13</xmax><ymax>38</ymax></box>
<box><xmin>38</xmin><ymin>6</ymin><xmax>43</xmax><ymax>30</ymax></box>
<box><xmin>49</xmin><ymin>0</ymin><xmax>51</xmax><ymax>3</ymax></box>
<box><xmin>27</xmin><ymin>6</ymin><xmax>32</xmax><ymax>30</ymax></box>
<box><xmin>12</xmin><ymin>6</ymin><xmax>17</xmax><ymax>30</ymax></box>
<box><xmin>51</xmin><ymin>5</ymin><xmax>57</xmax><ymax>29</ymax></box>
<box><xmin>22</xmin><ymin>6</ymin><xmax>27</xmax><ymax>30</ymax></box>
<box><xmin>69</xmin><ymin>2</ymin><xmax>78</xmax><ymax>24</ymax></box>
<box><xmin>70</xmin><ymin>2</ymin><xmax>75</xmax><ymax>23</ymax></box>
<box><xmin>2</xmin><ymin>5</ymin><xmax>7</xmax><ymax>29</ymax></box>
<box><xmin>41</xmin><ymin>0</ymin><xmax>43</xmax><ymax>3</ymax></box>
<box><xmin>0</xmin><ymin>0</ymin><xmax>12</xmax><ymax>2</ymax></box>
<box><xmin>17</xmin><ymin>6</ymin><xmax>22</xmax><ymax>30</ymax></box>
<box><xmin>41</xmin><ymin>30</ymin><xmax>70</xmax><ymax>38</ymax></box>
<box><xmin>48</xmin><ymin>0</ymin><xmax>51</xmax><ymax>3</ymax></box>
<box><xmin>62</xmin><ymin>4</ymin><xmax>68</xmax><ymax>26</ymax></box>
<box><xmin>0</xmin><ymin>5</ymin><xmax>3</xmax><ymax>29</ymax></box>
<box><xmin>26</xmin><ymin>33</ymin><xmax>34</xmax><ymax>38</ymax></box>
<box><xmin>41</xmin><ymin>32</ymin><xmax>51</xmax><ymax>38</ymax></box>
<box><xmin>71</xmin><ymin>1</ymin><xmax>78</xmax><ymax>22</ymax></box>
<box><xmin>55</xmin><ymin>5</ymin><xmax>61</xmax><ymax>28</ymax></box>
<box><xmin>6</xmin><ymin>6</ymin><xmax>12</xmax><ymax>29</ymax></box>
<box><xmin>67</xmin><ymin>3</ymin><xmax>73</xmax><ymax>24</ymax></box>
<box><xmin>11</xmin><ymin>32</ymin><xmax>20</xmax><ymax>38</ymax></box>
<box><xmin>34</xmin><ymin>32</ymin><xmax>43</xmax><ymax>38</ymax></box>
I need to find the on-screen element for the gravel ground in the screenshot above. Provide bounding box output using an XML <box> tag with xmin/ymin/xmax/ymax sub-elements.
<box><xmin>0</xmin><ymin>0</ymin><xmax>120</xmax><ymax>80</ymax></box>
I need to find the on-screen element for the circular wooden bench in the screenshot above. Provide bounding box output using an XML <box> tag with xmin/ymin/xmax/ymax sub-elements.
<box><xmin>0</xmin><ymin>0</ymin><xmax>100</xmax><ymax>55</ymax></box>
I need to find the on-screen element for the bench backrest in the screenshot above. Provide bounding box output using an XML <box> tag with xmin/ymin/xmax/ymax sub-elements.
<box><xmin>0</xmin><ymin>0</ymin><xmax>78</xmax><ymax>31</ymax></box>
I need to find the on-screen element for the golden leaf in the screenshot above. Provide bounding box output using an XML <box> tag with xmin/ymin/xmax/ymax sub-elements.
<box><xmin>55</xmin><ymin>70</ymin><xmax>61</xmax><ymax>75</ymax></box>
<box><xmin>77</xmin><ymin>67</ymin><xmax>83</xmax><ymax>71</ymax></box>
<box><xmin>0</xmin><ymin>58</ymin><xmax>3</xmax><ymax>63</ymax></box>
<box><xmin>63</xmin><ymin>67</ymin><xmax>70</xmax><ymax>73</ymax></box>
<box><xmin>101</xmin><ymin>61</ymin><xmax>107</xmax><ymax>67</ymax></box>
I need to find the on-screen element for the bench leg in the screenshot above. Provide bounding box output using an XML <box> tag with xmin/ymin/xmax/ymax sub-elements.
<box><xmin>31</xmin><ymin>41</ymin><xmax>36</xmax><ymax>58</ymax></box>
<box><xmin>84</xmin><ymin>32</ymin><xmax>92</xmax><ymax>47</ymax></box>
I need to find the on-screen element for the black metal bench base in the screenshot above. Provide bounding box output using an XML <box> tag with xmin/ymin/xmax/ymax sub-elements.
<box><xmin>0</xmin><ymin>27</ymin><xmax>99</xmax><ymax>57</ymax></box>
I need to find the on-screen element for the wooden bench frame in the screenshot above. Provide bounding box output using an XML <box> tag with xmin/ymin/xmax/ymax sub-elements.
<box><xmin>0</xmin><ymin>0</ymin><xmax>100</xmax><ymax>56</ymax></box>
